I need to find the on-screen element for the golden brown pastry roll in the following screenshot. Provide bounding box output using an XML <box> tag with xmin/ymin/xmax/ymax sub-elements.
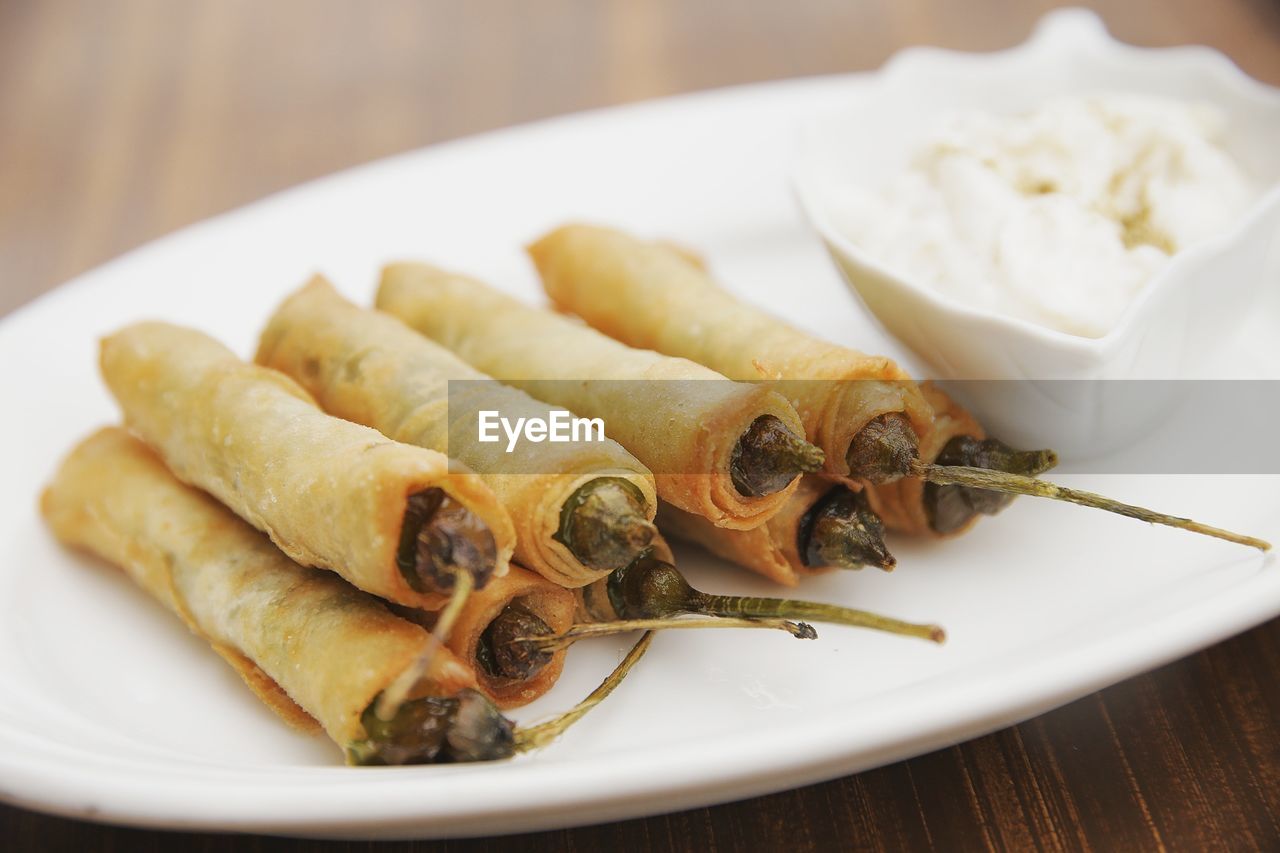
<box><xmin>528</xmin><ymin>223</ymin><xmax>934</xmax><ymax>485</ymax></box>
<box><xmin>41</xmin><ymin>428</ymin><xmax>515</xmax><ymax>765</ymax></box>
<box><xmin>257</xmin><ymin>277</ymin><xmax>658</xmax><ymax>587</ymax></box>
<box><xmin>377</xmin><ymin>263</ymin><xmax>824</xmax><ymax>531</ymax></box>
<box><xmin>99</xmin><ymin>321</ymin><xmax>514</xmax><ymax>610</ymax></box>
<box><xmin>399</xmin><ymin>565</ymin><xmax>576</xmax><ymax>709</ymax></box>
<box><xmin>656</xmin><ymin>475</ymin><xmax>894</xmax><ymax>586</ymax></box>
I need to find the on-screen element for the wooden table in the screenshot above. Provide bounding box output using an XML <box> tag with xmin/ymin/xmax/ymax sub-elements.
<box><xmin>3</xmin><ymin>1</ymin><xmax>1277</xmax><ymax>848</ymax></box>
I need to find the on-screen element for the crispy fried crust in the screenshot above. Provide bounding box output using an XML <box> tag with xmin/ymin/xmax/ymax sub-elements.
<box><xmin>528</xmin><ymin>224</ymin><xmax>934</xmax><ymax>483</ymax></box>
<box><xmin>40</xmin><ymin>428</ymin><xmax>477</xmax><ymax>753</ymax></box>
<box><xmin>257</xmin><ymin>277</ymin><xmax>656</xmax><ymax>587</ymax></box>
<box><xmin>377</xmin><ymin>264</ymin><xmax>805</xmax><ymax>530</ymax></box>
<box><xmin>657</xmin><ymin>476</ymin><xmax>844</xmax><ymax>586</ymax></box>
<box><xmin>442</xmin><ymin>565</ymin><xmax>575</xmax><ymax>709</ymax></box>
<box><xmin>99</xmin><ymin>321</ymin><xmax>513</xmax><ymax>609</ymax></box>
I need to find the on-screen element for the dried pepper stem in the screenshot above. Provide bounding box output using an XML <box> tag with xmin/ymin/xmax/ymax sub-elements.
<box><xmin>375</xmin><ymin>571</ymin><xmax>475</xmax><ymax>721</ymax></box>
<box><xmin>609</xmin><ymin>551</ymin><xmax>945</xmax><ymax>643</ymax></box>
<box><xmin>914</xmin><ymin>461</ymin><xmax>1271</xmax><ymax>551</ymax></box>
<box><xmin>515</xmin><ymin>616</ymin><xmax>816</xmax><ymax>654</ymax></box>
<box><xmin>514</xmin><ymin>631</ymin><xmax>654</xmax><ymax>753</ymax></box>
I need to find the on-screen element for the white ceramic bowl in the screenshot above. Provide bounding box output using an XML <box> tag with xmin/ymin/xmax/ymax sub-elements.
<box><xmin>793</xmin><ymin>8</ymin><xmax>1280</xmax><ymax>456</ymax></box>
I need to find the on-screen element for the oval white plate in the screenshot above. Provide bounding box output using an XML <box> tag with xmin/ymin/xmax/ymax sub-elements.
<box><xmin>0</xmin><ymin>75</ymin><xmax>1277</xmax><ymax>839</ymax></box>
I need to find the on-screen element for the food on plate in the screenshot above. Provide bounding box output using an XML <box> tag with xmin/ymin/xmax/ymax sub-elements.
<box><xmin>376</xmin><ymin>262</ymin><xmax>824</xmax><ymax>530</ymax></box>
<box><xmin>530</xmin><ymin>223</ymin><xmax>932</xmax><ymax>485</ymax></box>
<box><xmin>100</xmin><ymin>321</ymin><xmax>515</xmax><ymax>610</ymax></box>
<box><xmin>396</xmin><ymin>564</ymin><xmax>575</xmax><ymax>709</ymax></box>
<box><xmin>257</xmin><ymin>277</ymin><xmax>658</xmax><ymax>587</ymax></box>
<box><xmin>535</xmin><ymin>224</ymin><xmax>1269</xmax><ymax>551</ymax></box>
<box><xmin>867</xmin><ymin>382</ymin><xmax>1056</xmax><ymax>536</ymax></box>
<box><xmin>41</xmin><ymin>427</ymin><xmax>510</xmax><ymax>764</ymax></box>
<box><xmin>909</xmin><ymin>440</ymin><xmax>1271</xmax><ymax>549</ymax></box>
<box><xmin>824</xmin><ymin>94</ymin><xmax>1257</xmax><ymax>337</ymax></box>
<box><xmin>510</xmin><ymin>630</ymin><xmax>653</xmax><ymax>755</ymax></box>
<box><xmin>574</xmin><ymin>543</ymin><xmax>945</xmax><ymax>646</ymax></box>
<box><xmin>527</xmin><ymin>530</ymin><xmax>945</xmax><ymax>653</ymax></box>
<box><xmin>891</xmin><ymin>384</ymin><xmax>1267</xmax><ymax>548</ymax></box>
<box><xmin>43</xmin><ymin>428</ymin><xmax>651</xmax><ymax>762</ymax></box>
<box><xmin>658</xmin><ymin>475</ymin><xmax>894</xmax><ymax>586</ymax></box>
<box><xmin>48</xmin><ymin>166</ymin><xmax>1265</xmax><ymax>773</ymax></box>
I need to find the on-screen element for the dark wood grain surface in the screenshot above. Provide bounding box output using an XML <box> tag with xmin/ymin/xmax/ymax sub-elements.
<box><xmin>3</xmin><ymin>0</ymin><xmax>1278</xmax><ymax>849</ymax></box>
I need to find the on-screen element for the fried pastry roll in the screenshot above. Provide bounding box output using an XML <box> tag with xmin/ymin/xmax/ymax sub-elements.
<box><xmin>100</xmin><ymin>321</ymin><xmax>514</xmax><ymax>609</ymax></box>
<box><xmin>528</xmin><ymin>223</ymin><xmax>933</xmax><ymax>485</ymax></box>
<box><xmin>41</xmin><ymin>428</ymin><xmax>513</xmax><ymax>765</ymax></box>
<box><xmin>528</xmin><ymin>227</ymin><xmax>1273</xmax><ymax>552</ymax></box>
<box><xmin>257</xmin><ymin>277</ymin><xmax>658</xmax><ymax>586</ymax></box>
<box><xmin>377</xmin><ymin>264</ymin><xmax>824</xmax><ymax>531</ymax></box>
<box><xmin>396</xmin><ymin>565</ymin><xmax>576</xmax><ymax>709</ymax></box>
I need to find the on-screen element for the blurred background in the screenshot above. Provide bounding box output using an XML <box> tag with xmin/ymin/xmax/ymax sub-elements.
<box><xmin>3</xmin><ymin>0</ymin><xmax>1279</xmax><ymax>316</ymax></box>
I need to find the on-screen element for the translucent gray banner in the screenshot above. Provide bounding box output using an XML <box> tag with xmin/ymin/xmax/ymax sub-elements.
<box><xmin>443</xmin><ymin>379</ymin><xmax>1280</xmax><ymax>475</ymax></box>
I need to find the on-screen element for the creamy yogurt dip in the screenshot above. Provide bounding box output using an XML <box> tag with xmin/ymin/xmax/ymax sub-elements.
<box><xmin>829</xmin><ymin>94</ymin><xmax>1257</xmax><ymax>337</ymax></box>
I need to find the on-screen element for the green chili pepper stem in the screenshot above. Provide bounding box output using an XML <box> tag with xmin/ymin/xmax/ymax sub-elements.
<box><xmin>688</xmin><ymin>591</ymin><xmax>945</xmax><ymax>644</ymax></box>
<box><xmin>923</xmin><ymin>435</ymin><xmax>1058</xmax><ymax>532</ymax></box>
<box><xmin>374</xmin><ymin>571</ymin><xmax>474</xmax><ymax>722</ymax></box>
<box><xmin>514</xmin><ymin>631</ymin><xmax>654</xmax><ymax>753</ymax></box>
<box><xmin>513</xmin><ymin>616</ymin><xmax>816</xmax><ymax>654</ymax></box>
<box><xmin>607</xmin><ymin>551</ymin><xmax>944</xmax><ymax>643</ymax></box>
<box><xmin>913</xmin><ymin>461</ymin><xmax>1271</xmax><ymax>551</ymax></box>
<box><xmin>1001</xmin><ymin>448</ymin><xmax>1059</xmax><ymax>477</ymax></box>
<box><xmin>731</xmin><ymin>415</ymin><xmax>825</xmax><ymax>497</ymax></box>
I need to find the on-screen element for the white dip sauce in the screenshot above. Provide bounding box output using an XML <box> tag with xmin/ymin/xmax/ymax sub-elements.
<box><xmin>830</xmin><ymin>94</ymin><xmax>1256</xmax><ymax>337</ymax></box>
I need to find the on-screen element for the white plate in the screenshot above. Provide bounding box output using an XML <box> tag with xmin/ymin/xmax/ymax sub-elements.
<box><xmin>0</xmin><ymin>74</ymin><xmax>1276</xmax><ymax>839</ymax></box>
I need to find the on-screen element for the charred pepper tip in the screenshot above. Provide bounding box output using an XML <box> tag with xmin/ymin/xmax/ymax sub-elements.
<box><xmin>845</xmin><ymin>413</ymin><xmax>919</xmax><ymax>484</ymax></box>
<box><xmin>350</xmin><ymin>688</ymin><xmax>514</xmax><ymax>765</ymax></box>
<box><xmin>801</xmin><ymin>485</ymin><xmax>896</xmax><ymax>572</ymax></box>
<box><xmin>731</xmin><ymin>415</ymin><xmax>825</xmax><ymax>497</ymax></box>
<box><xmin>557</xmin><ymin>478</ymin><xmax>657</xmax><ymax>571</ymax></box>
<box><xmin>477</xmin><ymin>602</ymin><xmax>555</xmax><ymax>682</ymax></box>
<box><xmin>921</xmin><ymin>435</ymin><xmax>1059</xmax><ymax>532</ymax></box>
<box><xmin>1012</xmin><ymin>448</ymin><xmax>1059</xmax><ymax>477</ymax></box>
<box><xmin>397</xmin><ymin>489</ymin><xmax>498</xmax><ymax>594</ymax></box>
